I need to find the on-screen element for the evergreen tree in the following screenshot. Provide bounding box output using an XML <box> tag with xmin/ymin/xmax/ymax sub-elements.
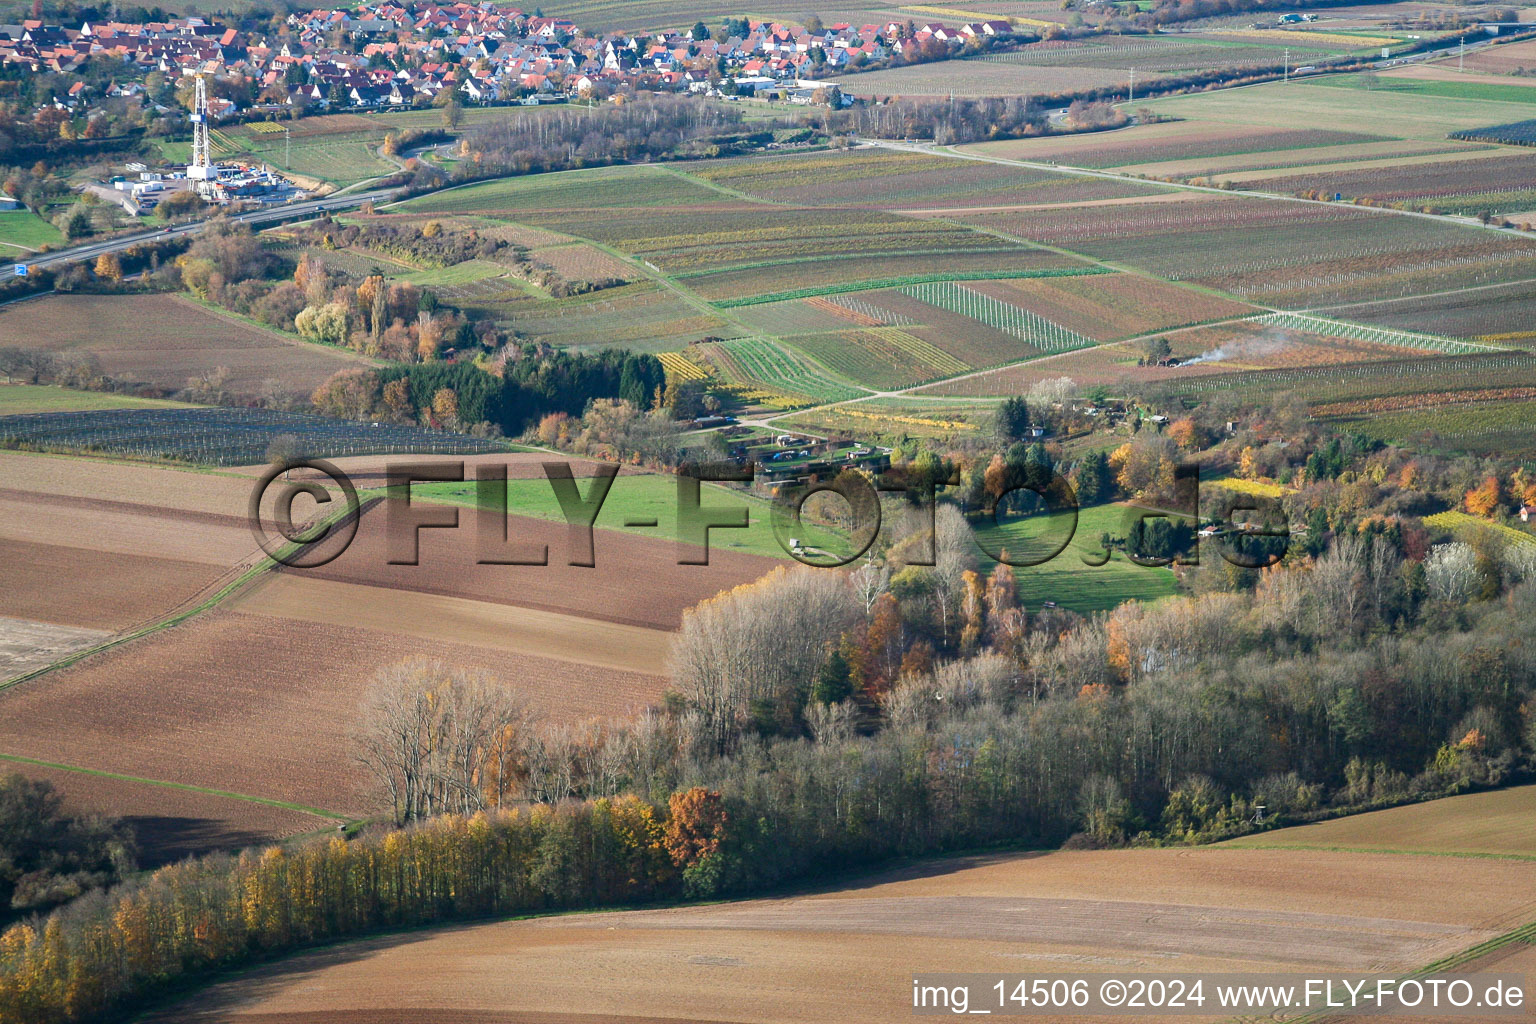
<box><xmin>810</xmin><ymin>646</ymin><xmax>853</xmax><ymax>706</ymax></box>
<box><xmin>995</xmin><ymin>396</ymin><xmax>1029</xmax><ymax>443</ymax></box>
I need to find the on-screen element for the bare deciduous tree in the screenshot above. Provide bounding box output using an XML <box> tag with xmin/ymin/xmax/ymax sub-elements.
<box><xmin>356</xmin><ymin>660</ymin><xmax>532</xmax><ymax>823</ymax></box>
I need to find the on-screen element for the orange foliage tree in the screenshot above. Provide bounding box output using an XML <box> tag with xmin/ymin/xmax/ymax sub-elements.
<box><xmin>663</xmin><ymin>787</ymin><xmax>728</xmax><ymax>869</ymax></box>
<box><xmin>1464</xmin><ymin>475</ymin><xmax>1503</xmax><ymax>519</ymax></box>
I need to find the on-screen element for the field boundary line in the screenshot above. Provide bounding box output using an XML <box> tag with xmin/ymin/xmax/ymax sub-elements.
<box><xmin>0</xmin><ymin>753</ymin><xmax>349</xmax><ymax>820</ymax></box>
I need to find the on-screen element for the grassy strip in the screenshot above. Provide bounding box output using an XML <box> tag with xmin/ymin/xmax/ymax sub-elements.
<box><xmin>1421</xmin><ymin>920</ymin><xmax>1536</xmax><ymax>973</ymax></box>
<box><xmin>713</xmin><ymin>267</ymin><xmax>1112</xmax><ymax>307</ymax></box>
<box><xmin>0</xmin><ymin>754</ymin><xmax>347</xmax><ymax>821</ymax></box>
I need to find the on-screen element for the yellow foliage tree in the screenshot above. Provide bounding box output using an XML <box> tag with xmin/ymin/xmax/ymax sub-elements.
<box><xmin>93</xmin><ymin>252</ymin><xmax>121</xmax><ymax>282</ymax></box>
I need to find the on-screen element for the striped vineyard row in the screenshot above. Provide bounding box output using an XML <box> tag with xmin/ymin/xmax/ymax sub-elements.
<box><xmin>704</xmin><ymin>338</ymin><xmax>867</xmax><ymax>406</ymax></box>
<box><xmin>1247</xmin><ymin>313</ymin><xmax>1502</xmax><ymax>356</ymax></box>
<box><xmin>899</xmin><ymin>281</ymin><xmax>1096</xmax><ymax>355</ymax></box>
<box><xmin>656</xmin><ymin>351</ymin><xmax>708</xmax><ymax>382</ymax></box>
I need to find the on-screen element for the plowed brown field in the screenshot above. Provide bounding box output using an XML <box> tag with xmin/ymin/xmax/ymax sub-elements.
<box><xmin>0</xmin><ymin>609</ymin><xmax>666</xmax><ymax>819</ymax></box>
<box><xmin>0</xmin><ymin>539</ymin><xmax>230</xmax><ymax>630</ymax></box>
<box><xmin>146</xmin><ymin>846</ymin><xmax>1536</xmax><ymax>1024</ymax></box>
<box><xmin>299</xmin><ymin>498</ymin><xmax>778</xmax><ymax>630</ymax></box>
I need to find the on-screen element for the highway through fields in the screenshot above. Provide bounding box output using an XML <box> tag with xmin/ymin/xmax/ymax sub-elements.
<box><xmin>1</xmin><ymin>188</ymin><xmax>397</xmax><ymax>275</ymax></box>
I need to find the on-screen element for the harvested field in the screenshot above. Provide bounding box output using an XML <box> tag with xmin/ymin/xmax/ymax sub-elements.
<box><xmin>295</xmin><ymin>498</ymin><xmax>780</xmax><ymax>631</ymax></box>
<box><xmin>0</xmin><ymin>293</ymin><xmax>373</xmax><ymax>401</ymax></box>
<box><xmin>0</xmin><ymin>490</ymin><xmax>255</xmax><ymax>565</ymax></box>
<box><xmin>0</xmin><ymin>384</ymin><xmax>190</xmax><ymax>414</ymax></box>
<box><xmin>1224</xmin><ymin>786</ymin><xmax>1536</xmax><ymax>858</ymax></box>
<box><xmin>399</xmin><ymin>165</ymin><xmax>735</xmax><ymax>215</ymax></box>
<box><xmin>0</xmin><ymin>539</ymin><xmax>233</xmax><ymax>631</ymax></box>
<box><xmin>0</xmin><ymin>760</ymin><xmax>336</xmax><ymax>867</ymax></box>
<box><xmin>0</xmin><ymin>616</ymin><xmax>109</xmax><ymax>680</ymax></box>
<box><xmin>0</xmin><ymin>609</ymin><xmax>666</xmax><ymax>818</ymax></box>
<box><xmin>147</xmin><ymin>847</ymin><xmax>1536</xmax><ymax>1024</ymax></box>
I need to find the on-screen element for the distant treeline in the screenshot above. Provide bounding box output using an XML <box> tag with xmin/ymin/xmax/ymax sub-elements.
<box><xmin>455</xmin><ymin>94</ymin><xmax>783</xmax><ymax>181</ymax></box>
<box><xmin>831</xmin><ymin>96</ymin><xmax>1047</xmax><ymax>144</ymax></box>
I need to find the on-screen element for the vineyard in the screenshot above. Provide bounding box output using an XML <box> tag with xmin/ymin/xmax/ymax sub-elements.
<box><xmin>1258</xmin><ymin>152</ymin><xmax>1536</xmax><ymax>214</ymax></box>
<box><xmin>1245</xmin><ymin>313</ymin><xmax>1499</xmax><ymax>356</ymax></box>
<box><xmin>0</xmin><ymin>408</ymin><xmax>511</xmax><ymax>466</ymax></box>
<box><xmin>656</xmin><ymin>351</ymin><xmax>707</xmax><ymax>383</ymax></box>
<box><xmin>1342</xmin><ymin>399</ymin><xmax>1536</xmax><ymax>457</ymax></box>
<box><xmin>809</xmin><ymin>294</ymin><xmax>915</xmax><ymax>327</ymax></box>
<box><xmin>1312</xmin><ymin>387</ymin><xmax>1536</xmax><ymax>419</ymax></box>
<box><xmin>784</xmin><ymin>327</ymin><xmax>971</xmax><ymax>390</ymax></box>
<box><xmin>974</xmin><ymin>273</ymin><xmax>1256</xmax><ymax>342</ymax></box>
<box><xmin>1450</xmin><ymin>119</ymin><xmax>1536</xmax><ymax>147</ymax></box>
<box><xmin>968</xmin><ymin>196</ymin><xmax>1536</xmax><ymax>305</ymax></box>
<box><xmin>683</xmin><ymin>248</ymin><xmax>1078</xmax><ymax>303</ymax></box>
<box><xmin>966</xmin><ymin>124</ymin><xmax>1391</xmax><ymax>172</ymax></box>
<box><xmin>697</xmin><ymin>338</ymin><xmax>867</xmax><ymax>407</ymax></box>
<box><xmin>1425</xmin><ymin>511</ymin><xmax>1536</xmax><ymax>547</ymax></box>
<box><xmin>900</xmin><ymin>281</ymin><xmax>1097</xmax><ymax>357</ymax></box>
<box><xmin>1164</xmin><ymin>352</ymin><xmax>1536</xmax><ymax>403</ymax></box>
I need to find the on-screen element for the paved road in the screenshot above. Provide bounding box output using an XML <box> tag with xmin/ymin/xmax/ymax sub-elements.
<box><xmin>3</xmin><ymin>187</ymin><xmax>398</xmax><ymax>274</ymax></box>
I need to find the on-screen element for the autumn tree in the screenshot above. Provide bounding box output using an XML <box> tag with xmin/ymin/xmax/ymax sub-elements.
<box><xmin>93</xmin><ymin>252</ymin><xmax>122</xmax><ymax>282</ymax></box>
<box><xmin>663</xmin><ymin>787</ymin><xmax>728</xmax><ymax>894</ymax></box>
<box><xmin>431</xmin><ymin>387</ymin><xmax>458</xmax><ymax>428</ymax></box>
<box><xmin>1464</xmin><ymin>475</ymin><xmax>1504</xmax><ymax>519</ymax></box>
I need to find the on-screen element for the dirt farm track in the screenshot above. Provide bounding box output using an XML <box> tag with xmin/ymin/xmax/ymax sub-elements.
<box><xmin>146</xmin><ymin>843</ymin><xmax>1536</xmax><ymax>1024</ymax></box>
